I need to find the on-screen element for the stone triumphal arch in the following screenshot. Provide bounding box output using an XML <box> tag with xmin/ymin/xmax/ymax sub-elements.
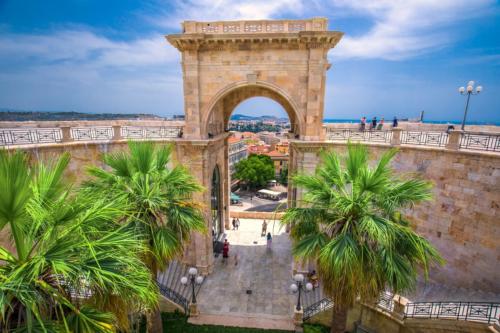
<box><xmin>167</xmin><ymin>18</ymin><xmax>342</xmax><ymax>273</ymax></box>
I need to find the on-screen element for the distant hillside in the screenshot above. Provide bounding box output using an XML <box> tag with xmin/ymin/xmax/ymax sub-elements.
<box><xmin>0</xmin><ymin>110</ymin><xmax>166</xmax><ymax>121</ymax></box>
<box><xmin>230</xmin><ymin>113</ymin><xmax>288</xmax><ymax>122</ymax></box>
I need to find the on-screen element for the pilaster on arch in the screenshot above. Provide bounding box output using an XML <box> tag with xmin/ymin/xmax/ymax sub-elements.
<box><xmin>201</xmin><ymin>80</ymin><xmax>304</xmax><ymax>139</ymax></box>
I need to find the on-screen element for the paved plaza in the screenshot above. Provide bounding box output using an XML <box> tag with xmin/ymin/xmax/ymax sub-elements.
<box><xmin>196</xmin><ymin>218</ymin><xmax>296</xmax><ymax>323</ymax></box>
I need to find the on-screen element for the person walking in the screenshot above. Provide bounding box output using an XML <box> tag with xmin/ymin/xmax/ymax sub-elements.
<box><xmin>261</xmin><ymin>220</ymin><xmax>268</xmax><ymax>237</ymax></box>
<box><xmin>232</xmin><ymin>218</ymin><xmax>236</xmax><ymax>230</ymax></box>
<box><xmin>392</xmin><ymin>116</ymin><xmax>398</xmax><ymax>128</ymax></box>
<box><xmin>222</xmin><ymin>239</ymin><xmax>229</xmax><ymax>264</ymax></box>
<box><xmin>236</xmin><ymin>218</ymin><xmax>240</xmax><ymax>230</ymax></box>
<box><xmin>266</xmin><ymin>232</ymin><xmax>272</xmax><ymax>250</ymax></box>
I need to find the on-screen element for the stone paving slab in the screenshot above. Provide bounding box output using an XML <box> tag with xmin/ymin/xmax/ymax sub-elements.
<box><xmin>197</xmin><ymin>218</ymin><xmax>296</xmax><ymax>321</ymax></box>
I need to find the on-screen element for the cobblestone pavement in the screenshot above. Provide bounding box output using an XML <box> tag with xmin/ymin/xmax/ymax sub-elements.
<box><xmin>197</xmin><ymin>218</ymin><xmax>296</xmax><ymax>319</ymax></box>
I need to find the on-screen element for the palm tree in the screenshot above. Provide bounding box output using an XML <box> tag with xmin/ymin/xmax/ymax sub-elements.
<box><xmin>0</xmin><ymin>150</ymin><xmax>157</xmax><ymax>332</ymax></box>
<box><xmin>84</xmin><ymin>141</ymin><xmax>206</xmax><ymax>332</ymax></box>
<box><xmin>281</xmin><ymin>144</ymin><xmax>444</xmax><ymax>333</ymax></box>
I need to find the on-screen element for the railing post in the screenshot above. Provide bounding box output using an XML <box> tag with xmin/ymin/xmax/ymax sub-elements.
<box><xmin>61</xmin><ymin>127</ymin><xmax>73</xmax><ymax>143</ymax></box>
<box><xmin>391</xmin><ymin>128</ymin><xmax>402</xmax><ymax>146</ymax></box>
<box><xmin>446</xmin><ymin>130</ymin><xmax>462</xmax><ymax>150</ymax></box>
<box><xmin>392</xmin><ymin>294</ymin><xmax>408</xmax><ymax>321</ymax></box>
<box><xmin>112</xmin><ymin>125</ymin><xmax>123</xmax><ymax>141</ymax></box>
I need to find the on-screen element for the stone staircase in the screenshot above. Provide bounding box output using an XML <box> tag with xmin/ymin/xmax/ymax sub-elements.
<box><xmin>156</xmin><ymin>260</ymin><xmax>203</xmax><ymax>314</ymax></box>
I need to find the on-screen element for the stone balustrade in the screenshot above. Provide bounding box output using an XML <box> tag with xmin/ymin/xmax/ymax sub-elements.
<box><xmin>181</xmin><ymin>18</ymin><xmax>328</xmax><ymax>34</ymax></box>
<box><xmin>324</xmin><ymin>127</ymin><xmax>500</xmax><ymax>153</ymax></box>
<box><xmin>2</xmin><ymin>125</ymin><xmax>499</xmax><ymax>154</ymax></box>
<box><xmin>0</xmin><ymin>124</ymin><xmax>184</xmax><ymax>147</ymax></box>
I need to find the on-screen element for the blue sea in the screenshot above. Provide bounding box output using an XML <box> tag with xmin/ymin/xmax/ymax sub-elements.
<box><xmin>323</xmin><ymin>119</ymin><xmax>500</xmax><ymax>126</ymax></box>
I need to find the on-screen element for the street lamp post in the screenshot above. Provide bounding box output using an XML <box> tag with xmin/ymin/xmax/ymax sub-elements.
<box><xmin>290</xmin><ymin>273</ymin><xmax>313</xmax><ymax>311</ymax></box>
<box><xmin>458</xmin><ymin>81</ymin><xmax>483</xmax><ymax>131</ymax></box>
<box><xmin>181</xmin><ymin>267</ymin><xmax>204</xmax><ymax>306</ymax></box>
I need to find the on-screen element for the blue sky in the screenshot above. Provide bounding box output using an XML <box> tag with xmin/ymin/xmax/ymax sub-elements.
<box><xmin>0</xmin><ymin>0</ymin><xmax>499</xmax><ymax>123</ymax></box>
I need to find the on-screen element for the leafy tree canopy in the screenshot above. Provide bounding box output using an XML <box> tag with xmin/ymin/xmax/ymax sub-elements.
<box><xmin>234</xmin><ymin>154</ymin><xmax>275</xmax><ymax>189</ymax></box>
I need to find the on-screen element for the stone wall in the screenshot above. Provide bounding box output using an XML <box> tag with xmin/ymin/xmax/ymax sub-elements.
<box><xmin>311</xmin><ymin>303</ymin><xmax>495</xmax><ymax>333</ymax></box>
<box><xmin>291</xmin><ymin>141</ymin><xmax>500</xmax><ymax>293</ymax></box>
<box><xmin>3</xmin><ymin>139</ymin><xmax>499</xmax><ymax>293</ymax></box>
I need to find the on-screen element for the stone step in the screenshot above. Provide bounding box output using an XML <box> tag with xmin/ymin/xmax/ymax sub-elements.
<box><xmin>188</xmin><ymin>313</ymin><xmax>295</xmax><ymax>331</ymax></box>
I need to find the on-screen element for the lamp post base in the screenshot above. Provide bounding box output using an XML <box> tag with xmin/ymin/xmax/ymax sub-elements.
<box><xmin>293</xmin><ymin>307</ymin><xmax>303</xmax><ymax>326</ymax></box>
<box><xmin>189</xmin><ymin>303</ymin><xmax>199</xmax><ymax>317</ymax></box>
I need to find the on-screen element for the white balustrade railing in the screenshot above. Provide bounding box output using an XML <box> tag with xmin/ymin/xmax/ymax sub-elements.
<box><xmin>324</xmin><ymin>128</ymin><xmax>500</xmax><ymax>153</ymax></box>
<box><xmin>0</xmin><ymin>125</ymin><xmax>183</xmax><ymax>147</ymax></box>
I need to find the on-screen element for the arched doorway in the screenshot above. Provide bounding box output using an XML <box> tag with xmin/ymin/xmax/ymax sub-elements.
<box><xmin>211</xmin><ymin>165</ymin><xmax>223</xmax><ymax>243</ymax></box>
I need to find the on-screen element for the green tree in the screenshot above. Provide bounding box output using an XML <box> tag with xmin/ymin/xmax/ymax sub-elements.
<box><xmin>0</xmin><ymin>150</ymin><xmax>156</xmax><ymax>332</ymax></box>
<box><xmin>278</xmin><ymin>165</ymin><xmax>288</xmax><ymax>186</ymax></box>
<box><xmin>84</xmin><ymin>141</ymin><xmax>206</xmax><ymax>332</ymax></box>
<box><xmin>281</xmin><ymin>144</ymin><xmax>444</xmax><ymax>333</ymax></box>
<box><xmin>234</xmin><ymin>154</ymin><xmax>275</xmax><ymax>189</ymax></box>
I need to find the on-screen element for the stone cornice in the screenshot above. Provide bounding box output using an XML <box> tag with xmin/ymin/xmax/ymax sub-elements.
<box><xmin>166</xmin><ymin>31</ymin><xmax>343</xmax><ymax>52</ymax></box>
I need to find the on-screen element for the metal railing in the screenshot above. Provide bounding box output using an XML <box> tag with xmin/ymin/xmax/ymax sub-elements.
<box><xmin>400</xmin><ymin>131</ymin><xmax>449</xmax><ymax>147</ymax></box>
<box><xmin>405</xmin><ymin>301</ymin><xmax>500</xmax><ymax>324</ymax></box>
<box><xmin>0</xmin><ymin>128</ymin><xmax>62</xmax><ymax>146</ymax></box>
<box><xmin>303</xmin><ymin>298</ymin><xmax>334</xmax><ymax>321</ymax></box>
<box><xmin>302</xmin><ymin>291</ymin><xmax>500</xmax><ymax>326</ymax></box>
<box><xmin>459</xmin><ymin>132</ymin><xmax>500</xmax><ymax>152</ymax></box>
<box><xmin>377</xmin><ymin>291</ymin><xmax>395</xmax><ymax>312</ymax></box>
<box><xmin>71</xmin><ymin>127</ymin><xmax>113</xmax><ymax>141</ymax></box>
<box><xmin>121</xmin><ymin>126</ymin><xmax>183</xmax><ymax>139</ymax></box>
<box><xmin>325</xmin><ymin>128</ymin><xmax>393</xmax><ymax>143</ymax></box>
<box><xmin>157</xmin><ymin>283</ymin><xmax>190</xmax><ymax>314</ymax></box>
<box><xmin>1</xmin><ymin>124</ymin><xmax>184</xmax><ymax>147</ymax></box>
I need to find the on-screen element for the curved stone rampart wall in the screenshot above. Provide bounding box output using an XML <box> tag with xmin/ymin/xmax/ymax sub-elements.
<box><xmin>2</xmin><ymin>138</ymin><xmax>499</xmax><ymax>293</ymax></box>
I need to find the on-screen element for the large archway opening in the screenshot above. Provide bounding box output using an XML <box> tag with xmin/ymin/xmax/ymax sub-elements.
<box><xmin>224</xmin><ymin>96</ymin><xmax>291</xmax><ymax>216</ymax></box>
<box><xmin>203</xmin><ymin>82</ymin><xmax>303</xmax><ymax>139</ymax></box>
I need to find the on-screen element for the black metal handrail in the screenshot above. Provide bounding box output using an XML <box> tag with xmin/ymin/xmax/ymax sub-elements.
<box><xmin>157</xmin><ymin>283</ymin><xmax>190</xmax><ymax>314</ymax></box>
<box><xmin>459</xmin><ymin>132</ymin><xmax>500</xmax><ymax>152</ymax></box>
<box><xmin>325</xmin><ymin>128</ymin><xmax>393</xmax><ymax>143</ymax></box>
<box><xmin>303</xmin><ymin>297</ymin><xmax>334</xmax><ymax>321</ymax></box>
<box><xmin>400</xmin><ymin>131</ymin><xmax>449</xmax><ymax>147</ymax></box>
<box><xmin>405</xmin><ymin>301</ymin><xmax>500</xmax><ymax>324</ymax></box>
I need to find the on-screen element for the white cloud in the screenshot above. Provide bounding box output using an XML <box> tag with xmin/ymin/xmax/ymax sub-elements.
<box><xmin>330</xmin><ymin>0</ymin><xmax>495</xmax><ymax>60</ymax></box>
<box><xmin>0</xmin><ymin>29</ymin><xmax>179</xmax><ymax>67</ymax></box>
<box><xmin>150</xmin><ymin>0</ymin><xmax>305</xmax><ymax>29</ymax></box>
<box><xmin>0</xmin><ymin>29</ymin><xmax>183</xmax><ymax>114</ymax></box>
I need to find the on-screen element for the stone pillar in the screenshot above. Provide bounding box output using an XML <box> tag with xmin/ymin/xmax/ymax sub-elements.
<box><xmin>112</xmin><ymin>125</ymin><xmax>122</xmax><ymax>141</ymax></box>
<box><xmin>392</xmin><ymin>294</ymin><xmax>408</xmax><ymax>321</ymax></box>
<box><xmin>61</xmin><ymin>127</ymin><xmax>73</xmax><ymax>143</ymax></box>
<box><xmin>446</xmin><ymin>130</ymin><xmax>462</xmax><ymax>150</ymax></box>
<box><xmin>391</xmin><ymin>128</ymin><xmax>402</xmax><ymax>146</ymax></box>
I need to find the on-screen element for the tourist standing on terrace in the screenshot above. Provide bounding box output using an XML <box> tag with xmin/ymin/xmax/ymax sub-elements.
<box><xmin>377</xmin><ymin>118</ymin><xmax>384</xmax><ymax>130</ymax></box>
<box><xmin>393</xmin><ymin>116</ymin><xmax>398</xmax><ymax>128</ymax></box>
<box><xmin>359</xmin><ymin>117</ymin><xmax>366</xmax><ymax>131</ymax></box>
<box><xmin>370</xmin><ymin>117</ymin><xmax>377</xmax><ymax>130</ymax></box>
